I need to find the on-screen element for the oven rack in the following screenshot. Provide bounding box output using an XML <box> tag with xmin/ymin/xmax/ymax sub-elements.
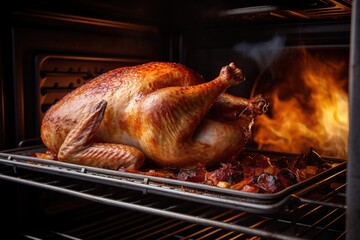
<box><xmin>0</xmin><ymin>147</ymin><xmax>346</xmax><ymax>239</ymax></box>
<box><xmin>0</xmin><ymin>146</ymin><xmax>347</xmax><ymax>214</ymax></box>
<box><xmin>0</xmin><ymin>161</ymin><xmax>346</xmax><ymax>240</ymax></box>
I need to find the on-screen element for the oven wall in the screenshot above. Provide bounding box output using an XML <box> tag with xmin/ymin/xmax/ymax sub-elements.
<box><xmin>0</xmin><ymin>0</ymin><xmax>174</xmax><ymax>150</ymax></box>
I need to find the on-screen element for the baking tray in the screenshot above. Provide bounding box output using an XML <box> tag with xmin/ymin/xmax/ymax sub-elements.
<box><xmin>0</xmin><ymin>145</ymin><xmax>347</xmax><ymax>214</ymax></box>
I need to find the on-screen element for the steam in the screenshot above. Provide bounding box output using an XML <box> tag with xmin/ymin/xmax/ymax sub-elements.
<box><xmin>233</xmin><ymin>34</ymin><xmax>286</xmax><ymax>71</ymax></box>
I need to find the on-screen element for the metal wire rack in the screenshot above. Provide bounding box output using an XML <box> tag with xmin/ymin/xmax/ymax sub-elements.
<box><xmin>0</xmin><ymin>150</ymin><xmax>347</xmax><ymax>240</ymax></box>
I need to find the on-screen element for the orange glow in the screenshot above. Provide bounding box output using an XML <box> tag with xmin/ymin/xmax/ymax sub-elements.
<box><xmin>253</xmin><ymin>49</ymin><xmax>349</xmax><ymax>158</ymax></box>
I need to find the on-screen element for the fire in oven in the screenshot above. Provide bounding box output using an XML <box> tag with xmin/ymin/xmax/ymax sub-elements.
<box><xmin>0</xmin><ymin>0</ymin><xmax>357</xmax><ymax>239</ymax></box>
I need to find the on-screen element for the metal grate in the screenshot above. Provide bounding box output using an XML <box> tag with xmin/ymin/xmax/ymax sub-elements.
<box><xmin>36</xmin><ymin>55</ymin><xmax>148</xmax><ymax>119</ymax></box>
<box><xmin>216</xmin><ymin>0</ymin><xmax>352</xmax><ymax>22</ymax></box>
<box><xmin>0</xmin><ymin>161</ymin><xmax>346</xmax><ymax>239</ymax></box>
<box><xmin>0</xmin><ymin>147</ymin><xmax>347</xmax><ymax>214</ymax></box>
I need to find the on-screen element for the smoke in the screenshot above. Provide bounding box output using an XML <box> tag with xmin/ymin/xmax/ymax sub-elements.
<box><xmin>233</xmin><ymin>34</ymin><xmax>286</xmax><ymax>71</ymax></box>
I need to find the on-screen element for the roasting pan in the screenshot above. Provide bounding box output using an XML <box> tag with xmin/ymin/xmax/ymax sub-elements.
<box><xmin>0</xmin><ymin>145</ymin><xmax>346</xmax><ymax>214</ymax></box>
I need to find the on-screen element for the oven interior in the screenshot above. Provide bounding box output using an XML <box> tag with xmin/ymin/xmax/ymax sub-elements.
<box><xmin>0</xmin><ymin>0</ymin><xmax>353</xmax><ymax>239</ymax></box>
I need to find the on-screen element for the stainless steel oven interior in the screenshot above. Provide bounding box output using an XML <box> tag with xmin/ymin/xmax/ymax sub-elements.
<box><xmin>0</xmin><ymin>0</ymin><xmax>358</xmax><ymax>239</ymax></box>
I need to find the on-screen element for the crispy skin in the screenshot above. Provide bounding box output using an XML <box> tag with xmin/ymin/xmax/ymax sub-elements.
<box><xmin>41</xmin><ymin>62</ymin><xmax>267</xmax><ymax>169</ymax></box>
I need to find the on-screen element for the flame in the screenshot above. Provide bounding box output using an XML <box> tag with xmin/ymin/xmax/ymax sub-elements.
<box><xmin>253</xmin><ymin>49</ymin><xmax>349</xmax><ymax>158</ymax></box>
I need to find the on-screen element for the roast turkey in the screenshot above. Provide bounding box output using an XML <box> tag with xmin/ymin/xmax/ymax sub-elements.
<box><xmin>41</xmin><ymin>62</ymin><xmax>268</xmax><ymax>170</ymax></box>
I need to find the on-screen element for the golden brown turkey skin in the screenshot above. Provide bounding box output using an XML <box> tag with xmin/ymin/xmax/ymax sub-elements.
<box><xmin>41</xmin><ymin>62</ymin><xmax>268</xmax><ymax>170</ymax></box>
